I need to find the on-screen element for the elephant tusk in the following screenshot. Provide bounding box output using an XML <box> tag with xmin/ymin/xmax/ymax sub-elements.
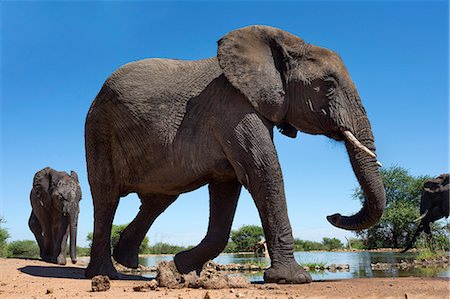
<box><xmin>343</xmin><ymin>130</ymin><xmax>376</xmax><ymax>158</ymax></box>
<box><xmin>414</xmin><ymin>210</ymin><xmax>428</xmax><ymax>222</ymax></box>
<box><xmin>343</xmin><ymin>130</ymin><xmax>383</xmax><ymax>167</ymax></box>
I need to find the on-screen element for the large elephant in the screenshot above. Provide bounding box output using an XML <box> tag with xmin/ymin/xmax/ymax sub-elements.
<box><xmin>402</xmin><ymin>173</ymin><xmax>449</xmax><ymax>252</ymax></box>
<box><xmin>29</xmin><ymin>167</ymin><xmax>82</xmax><ymax>265</ymax></box>
<box><xmin>85</xmin><ymin>25</ymin><xmax>385</xmax><ymax>283</ymax></box>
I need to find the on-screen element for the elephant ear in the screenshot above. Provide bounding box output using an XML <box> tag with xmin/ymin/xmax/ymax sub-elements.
<box><xmin>217</xmin><ymin>25</ymin><xmax>306</xmax><ymax>130</ymax></box>
<box><xmin>70</xmin><ymin>171</ymin><xmax>79</xmax><ymax>182</ymax></box>
<box><xmin>33</xmin><ymin>167</ymin><xmax>53</xmax><ymax>207</ymax></box>
<box><xmin>70</xmin><ymin>170</ymin><xmax>82</xmax><ymax>199</ymax></box>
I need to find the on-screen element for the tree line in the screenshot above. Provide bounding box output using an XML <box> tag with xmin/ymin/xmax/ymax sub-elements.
<box><xmin>1</xmin><ymin>166</ymin><xmax>448</xmax><ymax>259</ymax></box>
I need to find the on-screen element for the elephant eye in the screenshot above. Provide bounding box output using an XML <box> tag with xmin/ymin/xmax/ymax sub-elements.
<box><xmin>313</xmin><ymin>86</ymin><xmax>320</xmax><ymax>93</ymax></box>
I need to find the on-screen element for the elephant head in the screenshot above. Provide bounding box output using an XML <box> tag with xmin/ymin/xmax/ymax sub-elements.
<box><xmin>218</xmin><ymin>26</ymin><xmax>386</xmax><ymax>230</ymax></box>
<box><xmin>33</xmin><ymin>167</ymin><xmax>82</xmax><ymax>263</ymax></box>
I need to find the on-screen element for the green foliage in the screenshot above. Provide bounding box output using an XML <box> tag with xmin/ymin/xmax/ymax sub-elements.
<box><xmin>0</xmin><ymin>216</ymin><xmax>10</xmax><ymax>257</ymax></box>
<box><xmin>293</xmin><ymin>239</ymin><xmax>325</xmax><ymax>251</ymax></box>
<box><xmin>300</xmin><ymin>261</ymin><xmax>327</xmax><ymax>269</ymax></box>
<box><xmin>353</xmin><ymin>166</ymin><xmax>440</xmax><ymax>249</ymax></box>
<box><xmin>86</xmin><ymin>223</ymin><xmax>150</xmax><ymax>254</ymax></box>
<box><xmin>322</xmin><ymin>237</ymin><xmax>343</xmax><ymax>251</ymax></box>
<box><xmin>230</xmin><ymin>225</ymin><xmax>265</xmax><ymax>252</ymax></box>
<box><xmin>223</xmin><ymin>241</ymin><xmax>238</xmax><ymax>253</ymax></box>
<box><xmin>415</xmin><ymin>221</ymin><xmax>450</xmax><ymax>251</ymax></box>
<box><xmin>346</xmin><ymin>237</ymin><xmax>365</xmax><ymax>250</ymax></box>
<box><xmin>145</xmin><ymin>242</ymin><xmax>192</xmax><ymax>254</ymax></box>
<box><xmin>76</xmin><ymin>246</ymin><xmax>91</xmax><ymax>257</ymax></box>
<box><xmin>7</xmin><ymin>240</ymin><xmax>40</xmax><ymax>258</ymax></box>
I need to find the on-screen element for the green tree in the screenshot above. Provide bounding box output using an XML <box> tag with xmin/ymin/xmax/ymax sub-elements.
<box><xmin>0</xmin><ymin>216</ymin><xmax>10</xmax><ymax>257</ymax></box>
<box><xmin>86</xmin><ymin>223</ymin><xmax>150</xmax><ymax>254</ymax></box>
<box><xmin>353</xmin><ymin>166</ymin><xmax>433</xmax><ymax>249</ymax></box>
<box><xmin>7</xmin><ymin>240</ymin><xmax>40</xmax><ymax>258</ymax></box>
<box><xmin>230</xmin><ymin>225</ymin><xmax>265</xmax><ymax>252</ymax></box>
<box><xmin>322</xmin><ymin>237</ymin><xmax>343</xmax><ymax>251</ymax></box>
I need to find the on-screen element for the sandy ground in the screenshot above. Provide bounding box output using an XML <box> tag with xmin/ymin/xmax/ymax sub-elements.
<box><xmin>0</xmin><ymin>258</ymin><xmax>449</xmax><ymax>299</ymax></box>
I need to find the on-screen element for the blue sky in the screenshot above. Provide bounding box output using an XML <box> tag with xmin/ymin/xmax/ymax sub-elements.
<box><xmin>1</xmin><ymin>1</ymin><xmax>448</xmax><ymax>247</ymax></box>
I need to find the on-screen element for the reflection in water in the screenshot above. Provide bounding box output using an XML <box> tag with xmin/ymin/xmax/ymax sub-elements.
<box><xmin>139</xmin><ymin>251</ymin><xmax>449</xmax><ymax>282</ymax></box>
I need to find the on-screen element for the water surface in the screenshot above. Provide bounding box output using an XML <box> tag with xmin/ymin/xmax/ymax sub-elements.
<box><xmin>139</xmin><ymin>251</ymin><xmax>449</xmax><ymax>281</ymax></box>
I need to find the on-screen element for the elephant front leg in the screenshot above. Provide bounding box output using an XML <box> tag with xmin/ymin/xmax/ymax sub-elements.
<box><xmin>223</xmin><ymin>116</ymin><xmax>311</xmax><ymax>284</ymax></box>
<box><xmin>29</xmin><ymin>212</ymin><xmax>45</xmax><ymax>259</ymax></box>
<box><xmin>85</xmin><ymin>188</ymin><xmax>120</xmax><ymax>279</ymax></box>
<box><xmin>113</xmin><ymin>194</ymin><xmax>177</xmax><ymax>268</ymax></box>
<box><xmin>57</xmin><ymin>225</ymin><xmax>70</xmax><ymax>265</ymax></box>
<box><xmin>174</xmin><ymin>179</ymin><xmax>241</xmax><ymax>273</ymax></box>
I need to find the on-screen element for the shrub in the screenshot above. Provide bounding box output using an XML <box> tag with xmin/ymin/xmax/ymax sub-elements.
<box><xmin>7</xmin><ymin>240</ymin><xmax>40</xmax><ymax>258</ymax></box>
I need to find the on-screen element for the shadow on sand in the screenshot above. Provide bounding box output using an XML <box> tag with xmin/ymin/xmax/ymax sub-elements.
<box><xmin>19</xmin><ymin>265</ymin><xmax>149</xmax><ymax>281</ymax></box>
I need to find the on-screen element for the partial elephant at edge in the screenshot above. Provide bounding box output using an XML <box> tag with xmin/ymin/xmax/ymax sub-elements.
<box><xmin>29</xmin><ymin>167</ymin><xmax>82</xmax><ymax>265</ymax></box>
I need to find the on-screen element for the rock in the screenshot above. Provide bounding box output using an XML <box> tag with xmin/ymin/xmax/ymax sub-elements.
<box><xmin>46</xmin><ymin>288</ymin><xmax>53</xmax><ymax>294</ymax></box>
<box><xmin>204</xmin><ymin>291</ymin><xmax>212</xmax><ymax>299</ymax></box>
<box><xmin>91</xmin><ymin>275</ymin><xmax>110</xmax><ymax>292</ymax></box>
<box><xmin>156</xmin><ymin>261</ymin><xmax>184</xmax><ymax>289</ymax></box>
<box><xmin>156</xmin><ymin>260</ymin><xmax>250</xmax><ymax>289</ymax></box>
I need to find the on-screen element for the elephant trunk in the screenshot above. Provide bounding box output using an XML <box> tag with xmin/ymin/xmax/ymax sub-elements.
<box><xmin>327</xmin><ymin>108</ymin><xmax>386</xmax><ymax>230</ymax></box>
<box><xmin>68</xmin><ymin>207</ymin><xmax>78</xmax><ymax>264</ymax></box>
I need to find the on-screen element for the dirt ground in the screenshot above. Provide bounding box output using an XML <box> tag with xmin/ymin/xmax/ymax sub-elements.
<box><xmin>0</xmin><ymin>258</ymin><xmax>449</xmax><ymax>299</ymax></box>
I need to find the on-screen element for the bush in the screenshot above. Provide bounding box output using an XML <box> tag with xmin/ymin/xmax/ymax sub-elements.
<box><xmin>7</xmin><ymin>240</ymin><xmax>40</xmax><ymax>258</ymax></box>
<box><xmin>322</xmin><ymin>237</ymin><xmax>343</xmax><ymax>251</ymax></box>
<box><xmin>86</xmin><ymin>223</ymin><xmax>150</xmax><ymax>254</ymax></box>
<box><xmin>76</xmin><ymin>246</ymin><xmax>90</xmax><ymax>257</ymax></box>
<box><xmin>145</xmin><ymin>242</ymin><xmax>192</xmax><ymax>254</ymax></box>
<box><xmin>294</xmin><ymin>239</ymin><xmax>326</xmax><ymax>251</ymax></box>
<box><xmin>230</xmin><ymin>225</ymin><xmax>265</xmax><ymax>252</ymax></box>
<box><xmin>346</xmin><ymin>237</ymin><xmax>365</xmax><ymax>250</ymax></box>
<box><xmin>0</xmin><ymin>216</ymin><xmax>9</xmax><ymax>257</ymax></box>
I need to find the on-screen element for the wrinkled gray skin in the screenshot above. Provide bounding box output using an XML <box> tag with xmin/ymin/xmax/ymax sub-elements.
<box><xmin>402</xmin><ymin>174</ymin><xmax>449</xmax><ymax>253</ymax></box>
<box><xmin>29</xmin><ymin>167</ymin><xmax>81</xmax><ymax>265</ymax></box>
<box><xmin>85</xmin><ymin>26</ymin><xmax>386</xmax><ymax>283</ymax></box>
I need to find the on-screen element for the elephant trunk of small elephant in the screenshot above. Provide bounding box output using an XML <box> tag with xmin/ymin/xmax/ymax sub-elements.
<box><xmin>327</xmin><ymin>108</ymin><xmax>386</xmax><ymax>230</ymax></box>
<box><xmin>69</xmin><ymin>208</ymin><xmax>78</xmax><ymax>264</ymax></box>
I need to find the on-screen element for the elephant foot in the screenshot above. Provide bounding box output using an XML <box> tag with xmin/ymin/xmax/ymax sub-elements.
<box><xmin>173</xmin><ymin>250</ymin><xmax>203</xmax><ymax>274</ymax></box>
<box><xmin>56</xmin><ymin>254</ymin><xmax>67</xmax><ymax>265</ymax></box>
<box><xmin>112</xmin><ymin>242</ymin><xmax>139</xmax><ymax>269</ymax></box>
<box><xmin>85</xmin><ymin>259</ymin><xmax>119</xmax><ymax>279</ymax></box>
<box><xmin>264</xmin><ymin>260</ymin><xmax>312</xmax><ymax>284</ymax></box>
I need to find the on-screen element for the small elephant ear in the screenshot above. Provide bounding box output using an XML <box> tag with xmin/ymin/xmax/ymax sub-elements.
<box><xmin>70</xmin><ymin>171</ymin><xmax>79</xmax><ymax>182</ymax></box>
<box><xmin>217</xmin><ymin>25</ymin><xmax>306</xmax><ymax>124</ymax></box>
<box><xmin>33</xmin><ymin>167</ymin><xmax>52</xmax><ymax>207</ymax></box>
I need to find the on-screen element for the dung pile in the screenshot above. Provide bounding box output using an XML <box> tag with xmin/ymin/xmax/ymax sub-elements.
<box><xmin>156</xmin><ymin>260</ymin><xmax>250</xmax><ymax>289</ymax></box>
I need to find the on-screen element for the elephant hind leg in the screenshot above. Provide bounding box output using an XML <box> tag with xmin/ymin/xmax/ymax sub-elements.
<box><xmin>113</xmin><ymin>193</ymin><xmax>177</xmax><ymax>268</ymax></box>
<box><xmin>174</xmin><ymin>179</ymin><xmax>241</xmax><ymax>274</ymax></box>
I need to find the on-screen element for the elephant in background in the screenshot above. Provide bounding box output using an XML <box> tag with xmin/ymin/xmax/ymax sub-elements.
<box><xmin>29</xmin><ymin>167</ymin><xmax>82</xmax><ymax>265</ymax></box>
<box><xmin>402</xmin><ymin>173</ymin><xmax>449</xmax><ymax>252</ymax></box>
<box><xmin>85</xmin><ymin>25</ymin><xmax>385</xmax><ymax>283</ymax></box>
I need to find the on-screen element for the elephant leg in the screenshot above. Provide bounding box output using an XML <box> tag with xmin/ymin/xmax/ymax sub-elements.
<box><xmin>174</xmin><ymin>179</ymin><xmax>241</xmax><ymax>273</ymax></box>
<box><xmin>85</xmin><ymin>188</ymin><xmax>120</xmax><ymax>279</ymax></box>
<box><xmin>220</xmin><ymin>117</ymin><xmax>311</xmax><ymax>284</ymax></box>
<box><xmin>113</xmin><ymin>194</ymin><xmax>177</xmax><ymax>268</ymax></box>
<box><xmin>29</xmin><ymin>212</ymin><xmax>45</xmax><ymax>259</ymax></box>
<box><xmin>57</xmin><ymin>225</ymin><xmax>70</xmax><ymax>265</ymax></box>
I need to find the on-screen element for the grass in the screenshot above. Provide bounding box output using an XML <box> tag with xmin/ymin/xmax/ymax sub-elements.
<box><xmin>300</xmin><ymin>261</ymin><xmax>327</xmax><ymax>269</ymax></box>
<box><xmin>416</xmin><ymin>249</ymin><xmax>448</xmax><ymax>260</ymax></box>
